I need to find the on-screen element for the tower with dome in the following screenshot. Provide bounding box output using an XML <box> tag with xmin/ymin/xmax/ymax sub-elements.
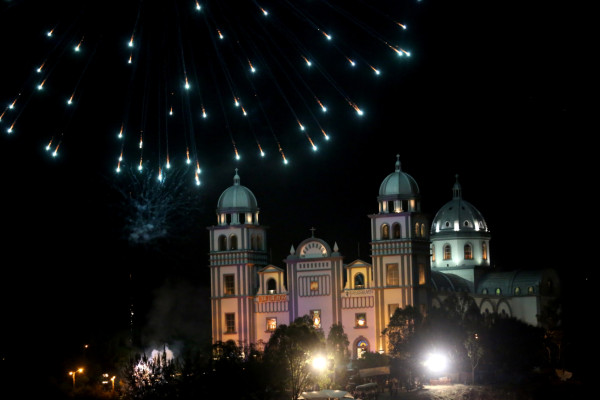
<box><xmin>208</xmin><ymin>159</ymin><xmax>560</xmax><ymax>355</ymax></box>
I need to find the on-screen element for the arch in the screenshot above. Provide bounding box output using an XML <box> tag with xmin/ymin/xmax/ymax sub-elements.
<box><xmin>497</xmin><ymin>300</ymin><xmax>512</xmax><ymax>317</ymax></box>
<box><xmin>353</xmin><ymin>336</ymin><xmax>370</xmax><ymax>359</ymax></box>
<box><xmin>420</xmin><ymin>223</ymin><xmax>426</xmax><ymax>238</ymax></box>
<box><xmin>464</xmin><ymin>243</ymin><xmax>473</xmax><ymax>260</ymax></box>
<box><xmin>229</xmin><ymin>234</ymin><xmax>238</xmax><ymax>250</ymax></box>
<box><xmin>392</xmin><ymin>222</ymin><xmax>401</xmax><ymax>239</ymax></box>
<box><xmin>482</xmin><ymin>242</ymin><xmax>488</xmax><ymax>260</ymax></box>
<box><xmin>415</xmin><ymin>222</ymin><xmax>420</xmax><ymax>237</ymax></box>
<box><xmin>479</xmin><ymin>298</ymin><xmax>495</xmax><ymax>315</ymax></box>
<box><xmin>354</xmin><ymin>273</ymin><xmax>365</xmax><ymax>289</ymax></box>
<box><xmin>381</xmin><ymin>224</ymin><xmax>390</xmax><ymax>239</ymax></box>
<box><xmin>267</xmin><ymin>278</ymin><xmax>276</xmax><ymax>294</ymax></box>
<box><xmin>443</xmin><ymin>244</ymin><xmax>452</xmax><ymax>260</ymax></box>
<box><xmin>218</xmin><ymin>235</ymin><xmax>227</xmax><ymax>251</ymax></box>
<box><xmin>257</xmin><ymin>235</ymin><xmax>263</xmax><ymax>251</ymax></box>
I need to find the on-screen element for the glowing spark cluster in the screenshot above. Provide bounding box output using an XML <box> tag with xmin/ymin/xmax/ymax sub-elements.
<box><xmin>0</xmin><ymin>0</ymin><xmax>416</xmax><ymax>184</ymax></box>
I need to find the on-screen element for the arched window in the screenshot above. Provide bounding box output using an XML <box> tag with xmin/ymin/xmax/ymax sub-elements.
<box><xmin>415</xmin><ymin>222</ymin><xmax>420</xmax><ymax>237</ymax></box>
<box><xmin>251</xmin><ymin>235</ymin><xmax>257</xmax><ymax>250</ymax></box>
<box><xmin>421</xmin><ymin>224</ymin><xmax>426</xmax><ymax>237</ymax></box>
<box><xmin>514</xmin><ymin>287</ymin><xmax>521</xmax><ymax>296</ymax></box>
<box><xmin>354</xmin><ymin>273</ymin><xmax>365</xmax><ymax>289</ymax></box>
<box><xmin>495</xmin><ymin>288</ymin><xmax>502</xmax><ymax>295</ymax></box>
<box><xmin>482</xmin><ymin>242</ymin><xmax>488</xmax><ymax>260</ymax></box>
<box><xmin>218</xmin><ymin>235</ymin><xmax>227</xmax><ymax>251</ymax></box>
<box><xmin>229</xmin><ymin>234</ymin><xmax>238</xmax><ymax>250</ymax></box>
<box><xmin>356</xmin><ymin>339</ymin><xmax>369</xmax><ymax>359</ymax></box>
<box><xmin>267</xmin><ymin>278</ymin><xmax>276</xmax><ymax>294</ymax></box>
<box><xmin>257</xmin><ymin>235</ymin><xmax>263</xmax><ymax>251</ymax></box>
<box><xmin>464</xmin><ymin>244</ymin><xmax>473</xmax><ymax>260</ymax></box>
<box><xmin>431</xmin><ymin>244</ymin><xmax>436</xmax><ymax>261</ymax></box>
<box><xmin>528</xmin><ymin>286</ymin><xmax>535</xmax><ymax>294</ymax></box>
<box><xmin>392</xmin><ymin>223</ymin><xmax>401</xmax><ymax>239</ymax></box>
<box><xmin>381</xmin><ymin>224</ymin><xmax>390</xmax><ymax>239</ymax></box>
<box><xmin>443</xmin><ymin>244</ymin><xmax>452</xmax><ymax>260</ymax></box>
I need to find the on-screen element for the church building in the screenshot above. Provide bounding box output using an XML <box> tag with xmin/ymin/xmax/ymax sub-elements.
<box><xmin>208</xmin><ymin>156</ymin><xmax>560</xmax><ymax>358</ymax></box>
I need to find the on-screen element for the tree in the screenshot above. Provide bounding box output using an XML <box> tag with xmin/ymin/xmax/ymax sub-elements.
<box><xmin>327</xmin><ymin>324</ymin><xmax>350</xmax><ymax>388</ymax></box>
<box><xmin>264</xmin><ymin>316</ymin><xmax>326</xmax><ymax>400</ymax></box>
<box><xmin>464</xmin><ymin>332</ymin><xmax>484</xmax><ymax>384</ymax></box>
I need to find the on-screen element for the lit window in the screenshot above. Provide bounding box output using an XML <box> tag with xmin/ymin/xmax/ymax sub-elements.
<box><xmin>514</xmin><ymin>287</ymin><xmax>521</xmax><ymax>296</ymax></box>
<box><xmin>355</xmin><ymin>313</ymin><xmax>366</xmax><ymax>327</ymax></box>
<box><xmin>311</xmin><ymin>310</ymin><xmax>321</xmax><ymax>329</ymax></box>
<box><xmin>386</xmin><ymin>264</ymin><xmax>399</xmax><ymax>286</ymax></box>
<box><xmin>431</xmin><ymin>244</ymin><xmax>436</xmax><ymax>261</ymax></box>
<box><xmin>482</xmin><ymin>242</ymin><xmax>488</xmax><ymax>260</ymax></box>
<box><xmin>225</xmin><ymin>313</ymin><xmax>235</xmax><ymax>333</ymax></box>
<box><xmin>381</xmin><ymin>224</ymin><xmax>389</xmax><ymax>239</ymax></box>
<box><xmin>421</xmin><ymin>224</ymin><xmax>425</xmax><ymax>237</ymax></box>
<box><xmin>229</xmin><ymin>234</ymin><xmax>238</xmax><ymax>250</ymax></box>
<box><xmin>310</xmin><ymin>281</ymin><xmax>319</xmax><ymax>291</ymax></box>
<box><xmin>418</xmin><ymin>264</ymin><xmax>426</xmax><ymax>285</ymax></box>
<box><xmin>415</xmin><ymin>222</ymin><xmax>420</xmax><ymax>237</ymax></box>
<box><xmin>528</xmin><ymin>286</ymin><xmax>534</xmax><ymax>295</ymax></box>
<box><xmin>266</xmin><ymin>317</ymin><xmax>277</xmax><ymax>332</ymax></box>
<box><xmin>224</xmin><ymin>274</ymin><xmax>235</xmax><ymax>295</ymax></box>
<box><xmin>495</xmin><ymin>288</ymin><xmax>502</xmax><ymax>295</ymax></box>
<box><xmin>443</xmin><ymin>245</ymin><xmax>452</xmax><ymax>260</ymax></box>
<box><xmin>482</xmin><ymin>288</ymin><xmax>488</xmax><ymax>295</ymax></box>
<box><xmin>464</xmin><ymin>244</ymin><xmax>473</xmax><ymax>260</ymax></box>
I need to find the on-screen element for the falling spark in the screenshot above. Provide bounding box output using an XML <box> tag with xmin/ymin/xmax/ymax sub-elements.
<box><xmin>248</xmin><ymin>60</ymin><xmax>256</xmax><ymax>73</ymax></box>
<box><xmin>158</xmin><ymin>167</ymin><xmax>163</xmax><ymax>181</ymax></box>
<box><xmin>234</xmin><ymin>148</ymin><xmax>240</xmax><ymax>160</ymax></box>
<box><xmin>395</xmin><ymin>22</ymin><xmax>407</xmax><ymax>29</ymax></box>
<box><xmin>217</xmin><ymin>29</ymin><xmax>224</xmax><ymax>39</ymax></box>
<box><xmin>195</xmin><ymin>1</ymin><xmax>201</xmax><ymax>11</ymax></box>
<box><xmin>260</xmin><ymin>7</ymin><xmax>268</xmax><ymax>16</ymax></box>
<box><xmin>169</xmin><ymin>107</ymin><xmax>173</xmax><ymax>116</ymax></box>
<box><xmin>369</xmin><ymin>65</ymin><xmax>380</xmax><ymax>75</ymax></box>
<box><xmin>315</xmin><ymin>97</ymin><xmax>327</xmax><ymax>112</ymax></box>
<box><xmin>128</xmin><ymin>54</ymin><xmax>133</xmax><ymax>64</ymax></box>
<box><xmin>185</xmin><ymin>76</ymin><xmax>190</xmax><ymax>89</ymax></box>
<box><xmin>320</xmin><ymin>128</ymin><xmax>329</xmax><ymax>140</ymax></box>
<box><xmin>128</xmin><ymin>35</ymin><xmax>134</xmax><ymax>47</ymax></box>
<box><xmin>138</xmin><ymin>158</ymin><xmax>143</xmax><ymax>170</ymax></box>
<box><xmin>37</xmin><ymin>78</ymin><xmax>47</xmax><ymax>90</ymax></box>
<box><xmin>9</xmin><ymin>96</ymin><xmax>19</xmax><ymax>109</ymax></box>
<box><xmin>195</xmin><ymin>171</ymin><xmax>201</xmax><ymax>185</ymax></box>
<box><xmin>46</xmin><ymin>138</ymin><xmax>53</xmax><ymax>151</ymax></box>
<box><xmin>196</xmin><ymin>160</ymin><xmax>201</xmax><ymax>174</ymax></box>
<box><xmin>53</xmin><ymin>143</ymin><xmax>60</xmax><ymax>157</ymax></box>
<box><xmin>186</xmin><ymin>147</ymin><xmax>191</xmax><ymax>164</ymax></box>
<box><xmin>74</xmin><ymin>37</ymin><xmax>84</xmax><ymax>52</ymax></box>
<box><xmin>201</xmin><ymin>106</ymin><xmax>207</xmax><ymax>118</ymax></box>
<box><xmin>118</xmin><ymin>124</ymin><xmax>124</xmax><ymax>139</ymax></box>
<box><xmin>346</xmin><ymin>57</ymin><xmax>356</xmax><ymax>67</ymax></box>
<box><xmin>166</xmin><ymin>155</ymin><xmax>171</xmax><ymax>169</ymax></box>
<box><xmin>321</xmin><ymin>31</ymin><xmax>332</xmax><ymax>40</ymax></box>
<box><xmin>302</xmin><ymin>56</ymin><xmax>312</xmax><ymax>67</ymax></box>
<box><xmin>241</xmin><ymin>106</ymin><xmax>247</xmax><ymax>116</ymax></box>
<box><xmin>37</xmin><ymin>62</ymin><xmax>46</xmax><ymax>73</ymax></box>
<box><xmin>67</xmin><ymin>93</ymin><xmax>75</xmax><ymax>105</ymax></box>
<box><xmin>47</xmin><ymin>29</ymin><xmax>54</xmax><ymax>37</ymax></box>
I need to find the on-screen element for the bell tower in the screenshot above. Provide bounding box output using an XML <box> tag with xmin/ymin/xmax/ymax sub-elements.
<box><xmin>208</xmin><ymin>170</ymin><xmax>268</xmax><ymax>346</ymax></box>
<box><xmin>369</xmin><ymin>155</ymin><xmax>431</xmax><ymax>353</ymax></box>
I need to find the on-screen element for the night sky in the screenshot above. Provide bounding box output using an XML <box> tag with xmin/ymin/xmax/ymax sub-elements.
<box><xmin>0</xmin><ymin>0</ymin><xmax>590</xmax><ymax>388</ymax></box>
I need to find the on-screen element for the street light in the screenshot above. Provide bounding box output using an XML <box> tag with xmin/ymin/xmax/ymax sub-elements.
<box><xmin>68</xmin><ymin>368</ymin><xmax>84</xmax><ymax>390</ymax></box>
<box><xmin>312</xmin><ymin>355</ymin><xmax>327</xmax><ymax>371</ymax></box>
<box><xmin>424</xmin><ymin>353</ymin><xmax>448</xmax><ymax>373</ymax></box>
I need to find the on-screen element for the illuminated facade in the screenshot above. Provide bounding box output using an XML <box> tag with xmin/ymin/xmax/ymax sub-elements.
<box><xmin>208</xmin><ymin>158</ymin><xmax>559</xmax><ymax>357</ymax></box>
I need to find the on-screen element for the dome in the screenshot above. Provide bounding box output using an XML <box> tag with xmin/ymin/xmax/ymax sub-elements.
<box><xmin>431</xmin><ymin>175</ymin><xmax>488</xmax><ymax>234</ymax></box>
<box><xmin>217</xmin><ymin>169</ymin><xmax>258</xmax><ymax>212</ymax></box>
<box><xmin>378</xmin><ymin>154</ymin><xmax>420</xmax><ymax>199</ymax></box>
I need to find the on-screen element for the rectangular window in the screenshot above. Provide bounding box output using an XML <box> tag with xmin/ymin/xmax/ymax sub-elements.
<box><xmin>418</xmin><ymin>264</ymin><xmax>426</xmax><ymax>285</ymax></box>
<box><xmin>310</xmin><ymin>310</ymin><xmax>321</xmax><ymax>329</ymax></box>
<box><xmin>266</xmin><ymin>317</ymin><xmax>277</xmax><ymax>332</ymax></box>
<box><xmin>388</xmin><ymin>303</ymin><xmax>399</xmax><ymax>319</ymax></box>
<box><xmin>355</xmin><ymin>313</ymin><xmax>366</xmax><ymax>327</ymax></box>
<box><xmin>224</xmin><ymin>274</ymin><xmax>235</xmax><ymax>295</ymax></box>
<box><xmin>386</xmin><ymin>263</ymin><xmax>399</xmax><ymax>286</ymax></box>
<box><xmin>225</xmin><ymin>313</ymin><xmax>235</xmax><ymax>333</ymax></box>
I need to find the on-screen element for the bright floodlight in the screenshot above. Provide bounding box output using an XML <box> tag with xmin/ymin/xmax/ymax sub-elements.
<box><xmin>424</xmin><ymin>353</ymin><xmax>447</xmax><ymax>373</ymax></box>
<box><xmin>312</xmin><ymin>356</ymin><xmax>327</xmax><ymax>371</ymax></box>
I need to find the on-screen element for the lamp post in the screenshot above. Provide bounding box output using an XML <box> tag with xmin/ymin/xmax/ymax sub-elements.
<box><xmin>111</xmin><ymin>376</ymin><xmax>116</xmax><ymax>391</ymax></box>
<box><xmin>68</xmin><ymin>368</ymin><xmax>84</xmax><ymax>390</ymax></box>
